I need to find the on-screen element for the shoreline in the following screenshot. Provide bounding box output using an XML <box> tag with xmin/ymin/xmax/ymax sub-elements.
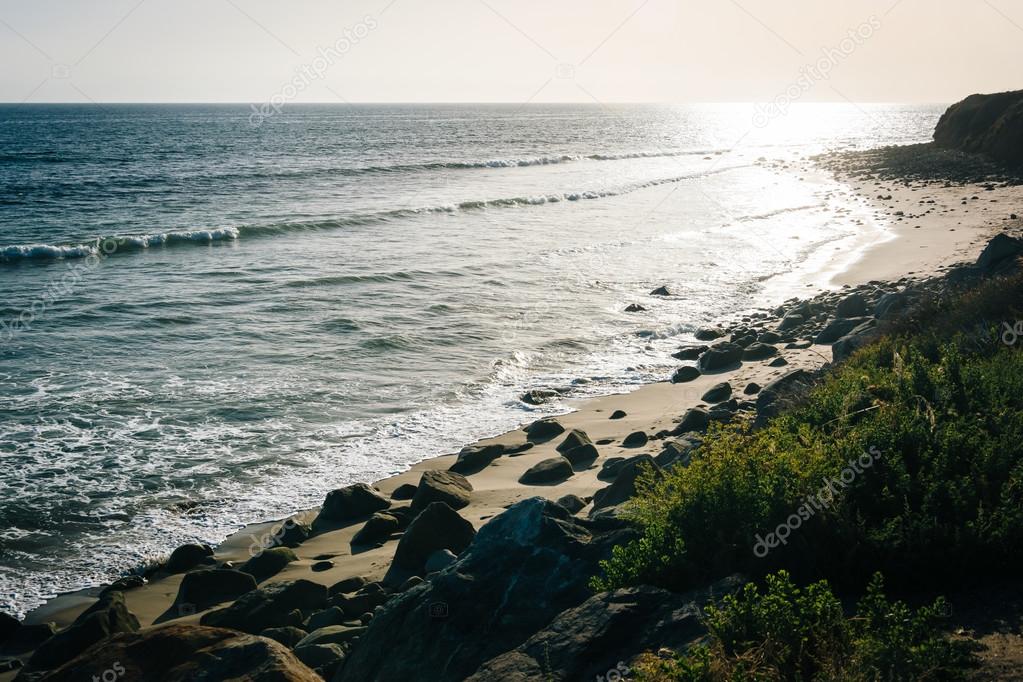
<box><xmin>9</xmin><ymin>147</ymin><xmax>1023</xmax><ymax>659</ymax></box>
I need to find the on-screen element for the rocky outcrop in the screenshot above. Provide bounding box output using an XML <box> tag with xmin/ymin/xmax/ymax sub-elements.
<box><xmin>933</xmin><ymin>90</ymin><xmax>1023</xmax><ymax>167</ymax></box>
<box><xmin>30</xmin><ymin>624</ymin><xmax>320</xmax><ymax>682</ymax></box>
<box><xmin>337</xmin><ymin>498</ymin><xmax>635</xmax><ymax>682</ymax></box>
<box><xmin>466</xmin><ymin>578</ymin><xmax>744</xmax><ymax>681</ymax></box>
<box><xmin>383</xmin><ymin>502</ymin><xmax>476</xmax><ymax>584</ymax></box>
<box><xmin>23</xmin><ymin>591</ymin><xmax>140</xmax><ymax>673</ymax></box>
<box><xmin>201</xmin><ymin>579</ymin><xmax>328</xmax><ymax>635</ymax></box>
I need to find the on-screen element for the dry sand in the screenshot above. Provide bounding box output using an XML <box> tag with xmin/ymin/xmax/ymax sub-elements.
<box><xmin>7</xmin><ymin>153</ymin><xmax>1022</xmax><ymax>680</ymax></box>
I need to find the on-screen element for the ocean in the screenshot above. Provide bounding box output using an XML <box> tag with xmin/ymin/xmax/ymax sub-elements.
<box><xmin>0</xmin><ymin>102</ymin><xmax>940</xmax><ymax>616</ymax></box>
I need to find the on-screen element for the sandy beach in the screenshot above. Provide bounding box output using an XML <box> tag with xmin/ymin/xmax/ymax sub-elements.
<box><xmin>7</xmin><ymin>143</ymin><xmax>1020</xmax><ymax>679</ymax></box>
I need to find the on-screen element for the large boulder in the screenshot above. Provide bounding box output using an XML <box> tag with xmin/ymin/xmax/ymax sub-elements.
<box><xmin>351</xmin><ymin>512</ymin><xmax>401</xmax><ymax>547</ymax></box>
<box><xmin>411</xmin><ymin>470</ymin><xmax>473</xmax><ymax>512</ymax></box>
<box><xmin>466</xmin><ymin>578</ymin><xmax>744</xmax><ymax>681</ymax></box>
<box><xmin>337</xmin><ymin>498</ymin><xmax>636</xmax><ymax>682</ymax></box>
<box><xmin>835</xmin><ymin>293</ymin><xmax>868</xmax><ymax>318</ymax></box>
<box><xmin>29</xmin><ymin>624</ymin><xmax>320</xmax><ymax>682</ymax></box>
<box><xmin>556</xmin><ymin>429</ymin><xmax>592</xmax><ymax>454</ymax></box>
<box><xmin>201</xmin><ymin>580</ymin><xmax>328</xmax><ymax>634</ymax></box>
<box><xmin>933</xmin><ymin>90</ymin><xmax>1023</xmax><ymax>167</ymax></box>
<box><xmin>832</xmin><ymin>320</ymin><xmax>879</xmax><ymax>362</ymax></box>
<box><xmin>449</xmin><ymin>444</ymin><xmax>504</xmax><ymax>475</ymax></box>
<box><xmin>24</xmin><ymin>591</ymin><xmax>140</xmax><ymax>672</ymax></box>
<box><xmin>384</xmin><ymin>502</ymin><xmax>476</xmax><ymax>585</ymax></box>
<box><xmin>313</xmin><ymin>483</ymin><xmax>391</xmax><ymax>527</ymax></box>
<box><xmin>815</xmin><ymin>316</ymin><xmax>872</xmax><ymax>344</ymax></box>
<box><xmin>977</xmin><ymin>233</ymin><xmax>1023</xmax><ymax>270</ymax></box>
<box><xmin>240</xmin><ymin>547</ymin><xmax>298</xmax><ymax>582</ymax></box>
<box><xmin>697</xmin><ymin>342</ymin><xmax>743</xmax><ymax>372</ymax></box>
<box><xmin>164</xmin><ymin>543</ymin><xmax>215</xmax><ymax>573</ymax></box>
<box><xmin>701</xmin><ymin>382</ymin><xmax>732</xmax><ymax>404</ymax></box>
<box><xmin>524</xmin><ymin>418</ymin><xmax>565</xmax><ymax>442</ymax></box>
<box><xmin>518</xmin><ymin>456</ymin><xmax>574</xmax><ymax>484</ymax></box>
<box><xmin>169</xmin><ymin>569</ymin><xmax>257</xmax><ymax>616</ymax></box>
<box><xmin>671</xmin><ymin>406</ymin><xmax>710</xmax><ymax>435</ymax></box>
<box><xmin>741</xmin><ymin>342</ymin><xmax>777</xmax><ymax>360</ymax></box>
<box><xmin>756</xmin><ymin>369</ymin><xmax>814</xmax><ymax>424</ymax></box>
<box><xmin>591</xmin><ymin>455</ymin><xmax>662</xmax><ymax>515</ymax></box>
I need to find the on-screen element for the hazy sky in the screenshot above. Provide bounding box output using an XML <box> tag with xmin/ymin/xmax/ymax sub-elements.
<box><xmin>0</xmin><ymin>0</ymin><xmax>1020</xmax><ymax>104</ymax></box>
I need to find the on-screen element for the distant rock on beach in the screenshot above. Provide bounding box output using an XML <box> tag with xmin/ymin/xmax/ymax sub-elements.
<box><xmin>934</xmin><ymin>90</ymin><xmax>1023</xmax><ymax>167</ymax></box>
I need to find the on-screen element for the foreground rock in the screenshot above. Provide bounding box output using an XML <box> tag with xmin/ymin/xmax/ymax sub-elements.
<box><xmin>202</xmin><ymin>580</ymin><xmax>328</xmax><ymax>635</ymax></box>
<box><xmin>23</xmin><ymin>591</ymin><xmax>140</xmax><ymax>673</ymax></box>
<box><xmin>313</xmin><ymin>483</ymin><xmax>391</xmax><ymax>528</ymax></box>
<box><xmin>30</xmin><ymin>624</ymin><xmax>320</xmax><ymax>682</ymax></box>
<box><xmin>467</xmin><ymin>578</ymin><xmax>743</xmax><ymax>681</ymax></box>
<box><xmin>337</xmin><ymin>498</ymin><xmax>636</xmax><ymax>682</ymax></box>
<box><xmin>410</xmin><ymin>470</ymin><xmax>473</xmax><ymax>512</ymax></box>
<box><xmin>384</xmin><ymin>502</ymin><xmax>476</xmax><ymax>585</ymax></box>
<box><xmin>519</xmin><ymin>456</ymin><xmax>574</xmax><ymax>484</ymax></box>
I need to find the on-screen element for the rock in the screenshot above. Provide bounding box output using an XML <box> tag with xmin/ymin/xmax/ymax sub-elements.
<box><xmin>835</xmin><ymin>293</ymin><xmax>868</xmax><ymax>318</ymax></box>
<box><xmin>697</xmin><ymin>342</ymin><xmax>743</xmax><ymax>372</ymax></box>
<box><xmin>398</xmin><ymin>576</ymin><xmax>423</xmax><ymax>592</ymax></box>
<box><xmin>314</xmin><ymin>483</ymin><xmax>391</xmax><ymax>527</ymax></box>
<box><xmin>331</xmin><ymin>584</ymin><xmax>390</xmax><ymax>614</ymax></box>
<box><xmin>624</xmin><ymin>303</ymin><xmax>646</xmax><ymax>312</ymax></box>
<box><xmin>305</xmin><ymin>606</ymin><xmax>345</xmax><ymax>631</ymax></box>
<box><xmin>168</xmin><ymin>569</ymin><xmax>258</xmax><ymax>617</ymax></box>
<box><xmin>524</xmin><ymin>418</ymin><xmax>565</xmax><ymax>442</ymax></box>
<box><xmin>562</xmin><ymin>443</ymin><xmax>599</xmax><ymax>466</ymax></box>
<box><xmin>671</xmin><ymin>365</ymin><xmax>700</xmax><ymax>383</ymax></box>
<box><xmin>202</xmin><ymin>580</ymin><xmax>328</xmax><ymax>635</ymax></box>
<box><xmin>311</xmin><ymin>560</ymin><xmax>333</xmax><ymax>572</ymax></box>
<box><xmin>742</xmin><ymin>342</ymin><xmax>777</xmax><ymax>360</ymax></box>
<box><xmin>384</xmin><ymin>502</ymin><xmax>476</xmax><ymax>585</ymax></box>
<box><xmin>591</xmin><ymin>455</ymin><xmax>661</xmax><ymax>513</ymax></box>
<box><xmin>0</xmin><ymin>622</ymin><xmax>55</xmax><ymax>654</ymax></box>
<box><xmin>296</xmin><ymin>625</ymin><xmax>367</xmax><ymax>648</ymax></box>
<box><xmin>786</xmin><ymin>339</ymin><xmax>813</xmax><ymax>349</ymax></box>
<box><xmin>671</xmin><ymin>406</ymin><xmax>710</xmax><ymax>435</ymax></box>
<box><xmin>609</xmin><ymin>410</ymin><xmax>626</xmax><ymax>420</ymax></box>
<box><xmin>165</xmin><ymin>543</ymin><xmax>214</xmax><ymax>573</ymax></box>
<box><xmin>977</xmin><ymin>233</ymin><xmax>1023</xmax><ymax>270</ymax></box>
<box><xmin>351</xmin><ymin>512</ymin><xmax>401</xmax><ymax>547</ymax></box>
<box><xmin>336</xmin><ymin>498</ymin><xmax>636</xmax><ymax>682</ymax></box>
<box><xmin>649</xmin><ymin>286</ymin><xmax>671</xmax><ymax>296</ymax></box>
<box><xmin>449</xmin><ymin>444</ymin><xmax>504</xmax><ymax>475</ymax></box>
<box><xmin>701</xmin><ymin>382</ymin><xmax>731</xmax><ymax>403</ymax></box>
<box><xmin>815</xmin><ymin>316</ymin><xmax>871</xmax><ymax>344</ymax></box>
<box><xmin>655</xmin><ymin>435</ymin><xmax>702</xmax><ymax>469</ymax></box>
<box><xmin>520</xmin><ymin>388</ymin><xmax>560</xmax><ymax>405</ymax></box>
<box><xmin>29</xmin><ymin>624</ymin><xmax>321</xmax><ymax>682</ymax></box>
<box><xmin>778</xmin><ymin>313</ymin><xmax>805</xmax><ymax>331</ymax></box>
<box><xmin>277</xmin><ymin>520</ymin><xmax>312</xmax><ymax>548</ymax></box>
<box><xmin>329</xmin><ymin>576</ymin><xmax>369</xmax><ymax>596</ymax></box>
<box><xmin>933</xmin><ymin>90</ymin><xmax>1023</xmax><ymax>167</ymax></box>
<box><xmin>743</xmin><ymin>382</ymin><xmax>762</xmax><ymax>395</ymax></box>
<box><xmin>519</xmin><ymin>456</ymin><xmax>574</xmax><ymax>484</ymax></box>
<box><xmin>756</xmin><ymin>369</ymin><xmax>813</xmax><ymax>424</ymax></box>
<box><xmin>99</xmin><ymin>575</ymin><xmax>146</xmax><ymax>597</ymax></box>
<box><xmin>390</xmin><ymin>483</ymin><xmax>417</xmax><ymax>500</ymax></box>
<box><xmin>294</xmin><ymin>642</ymin><xmax>346</xmax><ymax>679</ymax></box>
<box><xmin>425</xmin><ymin>549</ymin><xmax>458</xmax><ymax>573</ymax></box>
<box><xmin>411</xmin><ymin>470</ymin><xmax>473</xmax><ymax>512</ymax></box>
<box><xmin>833</xmin><ymin>320</ymin><xmax>879</xmax><ymax>362</ymax></box>
<box><xmin>622</xmin><ymin>431</ymin><xmax>648</xmax><ymax>447</ymax></box>
<box><xmin>556</xmin><ymin>429</ymin><xmax>592</xmax><ymax>454</ymax></box>
<box><xmin>874</xmin><ymin>292</ymin><xmax>908</xmax><ymax>319</ymax></box>
<box><xmin>598</xmin><ymin>457</ymin><xmax>628</xmax><ymax>480</ymax></box>
<box><xmin>0</xmin><ymin>612</ymin><xmax>20</xmax><ymax>644</ymax></box>
<box><xmin>240</xmin><ymin>547</ymin><xmax>298</xmax><ymax>583</ymax></box>
<box><xmin>24</xmin><ymin>591</ymin><xmax>140</xmax><ymax>671</ymax></box>
<box><xmin>261</xmin><ymin>626</ymin><xmax>308</xmax><ymax>648</ymax></box>
<box><xmin>757</xmin><ymin>330</ymin><xmax>781</xmax><ymax>343</ymax></box>
<box><xmin>769</xmin><ymin>356</ymin><xmax>789</xmax><ymax>367</ymax></box>
<box><xmin>0</xmin><ymin>659</ymin><xmax>22</xmax><ymax>674</ymax></box>
<box><xmin>671</xmin><ymin>345</ymin><xmax>707</xmax><ymax>361</ymax></box>
<box><xmin>467</xmin><ymin>579</ymin><xmax>743</xmax><ymax>681</ymax></box>
<box><xmin>555</xmin><ymin>494</ymin><xmax>587</xmax><ymax>514</ymax></box>
<box><xmin>694</xmin><ymin>327</ymin><xmax>724</xmax><ymax>341</ymax></box>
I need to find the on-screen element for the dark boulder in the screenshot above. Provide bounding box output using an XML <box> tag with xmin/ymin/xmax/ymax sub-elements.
<box><xmin>649</xmin><ymin>286</ymin><xmax>671</xmax><ymax>296</ymax></box>
<box><xmin>294</xmin><ymin>642</ymin><xmax>346</xmax><ymax>679</ymax></box>
<box><xmin>609</xmin><ymin>410</ymin><xmax>626</xmax><ymax>420</ymax></box>
<box><xmin>336</xmin><ymin>498</ymin><xmax>635</xmax><ymax>682</ymax></box>
<box><xmin>329</xmin><ymin>576</ymin><xmax>369</xmax><ymax>596</ymax></box>
<box><xmin>977</xmin><ymin>233</ymin><xmax>1023</xmax><ymax>270</ymax></box>
<box><xmin>741</xmin><ymin>342</ymin><xmax>777</xmax><ymax>360</ymax></box>
<box><xmin>411</xmin><ymin>470</ymin><xmax>473</xmax><ymax>512</ymax></box>
<box><xmin>30</xmin><ymin>624</ymin><xmax>321</xmax><ymax>682</ymax></box>
<box><xmin>756</xmin><ymin>369</ymin><xmax>814</xmax><ymax>424</ymax></box>
<box><xmin>167</xmin><ymin>569</ymin><xmax>258</xmax><ymax>618</ymax></box>
<box><xmin>201</xmin><ymin>580</ymin><xmax>328</xmax><ymax>634</ymax></box>
<box><xmin>240</xmin><ymin>547</ymin><xmax>298</xmax><ymax>582</ymax></box>
<box><xmin>624</xmin><ymin>303</ymin><xmax>646</xmax><ymax>312</ymax></box>
<box><xmin>671</xmin><ymin>406</ymin><xmax>710</xmax><ymax>435</ymax></box>
<box><xmin>697</xmin><ymin>342</ymin><xmax>742</xmax><ymax>372</ymax></box>
<box><xmin>520</xmin><ymin>388</ymin><xmax>560</xmax><ymax>405</ymax></box>
<box><xmin>562</xmin><ymin>443</ymin><xmax>599</xmax><ymax>467</ymax></box>
<box><xmin>743</xmin><ymin>382</ymin><xmax>762</xmax><ymax>395</ymax></box>
<box><xmin>655</xmin><ymin>435</ymin><xmax>702</xmax><ymax>469</ymax></box>
<box><xmin>351</xmin><ymin>512</ymin><xmax>401</xmax><ymax>547</ymax></box>
<box><xmin>524</xmin><ymin>418</ymin><xmax>565</xmax><ymax>442</ymax></box>
<box><xmin>25</xmin><ymin>591</ymin><xmax>140</xmax><ymax>672</ymax></box>
<box><xmin>519</xmin><ymin>456</ymin><xmax>574</xmax><ymax>484</ymax></box>
<box><xmin>815</xmin><ymin>316</ymin><xmax>872</xmax><ymax>344</ymax></box>
<box><xmin>0</xmin><ymin>612</ymin><xmax>19</xmax><ymax>645</ymax></box>
<box><xmin>314</xmin><ymin>483</ymin><xmax>391</xmax><ymax>528</ymax></box>
<box><xmin>832</xmin><ymin>320</ymin><xmax>879</xmax><ymax>362</ymax></box>
<box><xmin>449</xmin><ymin>444</ymin><xmax>504</xmax><ymax>475</ymax></box>
<box><xmin>621</xmin><ymin>431</ymin><xmax>648</xmax><ymax>448</ymax></box>
<box><xmin>591</xmin><ymin>455</ymin><xmax>661</xmax><ymax>514</ymax></box>
<box><xmin>164</xmin><ymin>543</ymin><xmax>214</xmax><ymax>574</ymax></box>
<box><xmin>701</xmin><ymin>382</ymin><xmax>731</xmax><ymax>403</ymax></box>
<box><xmin>390</xmin><ymin>483</ymin><xmax>417</xmax><ymax>500</ymax></box>
<box><xmin>778</xmin><ymin>312</ymin><xmax>805</xmax><ymax>331</ymax></box>
<box><xmin>694</xmin><ymin>327</ymin><xmax>724</xmax><ymax>341</ymax></box>
<box><xmin>466</xmin><ymin>578</ymin><xmax>744</xmax><ymax>681</ymax></box>
<box><xmin>671</xmin><ymin>366</ymin><xmax>700</xmax><ymax>383</ymax></box>
<box><xmin>835</xmin><ymin>293</ymin><xmax>868</xmax><ymax>318</ymax></box>
<box><xmin>874</xmin><ymin>292</ymin><xmax>908</xmax><ymax>319</ymax></box>
<box><xmin>384</xmin><ymin>502</ymin><xmax>476</xmax><ymax>585</ymax></box>
<box><xmin>556</xmin><ymin>429</ymin><xmax>592</xmax><ymax>454</ymax></box>
<box><xmin>555</xmin><ymin>494</ymin><xmax>587</xmax><ymax>514</ymax></box>
<box><xmin>261</xmin><ymin>626</ymin><xmax>309</xmax><ymax>648</ymax></box>
<box><xmin>671</xmin><ymin>345</ymin><xmax>707</xmax><ymax>361</ymax></box>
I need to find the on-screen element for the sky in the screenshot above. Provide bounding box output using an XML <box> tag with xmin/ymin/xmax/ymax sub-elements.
<box><xmin>0</xmin><ymin>0</ymin><xmax>1020</xmax><ymax>104</ymax></box>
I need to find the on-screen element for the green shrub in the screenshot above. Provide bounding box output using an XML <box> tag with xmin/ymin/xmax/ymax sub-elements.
<box><xmin>632</xmin><ymin>571</ymin><xmax>977</xmax><ymax>681</ymax></box>
<box><xmin>593</xmin><ymin>274</ymin><xmax>1023</xmax><ymax>596</ymax></box>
